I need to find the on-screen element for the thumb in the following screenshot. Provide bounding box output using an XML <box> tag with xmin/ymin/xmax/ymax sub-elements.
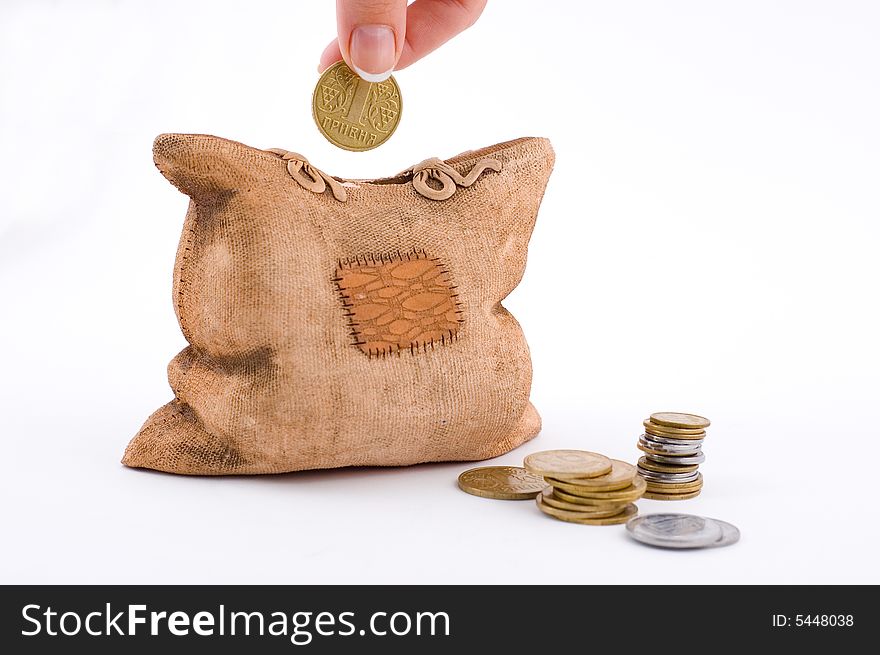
<box><xmin>336</xmin><ymin>0</ymin><xmax>407</xmax><ymax>82</ymax></box>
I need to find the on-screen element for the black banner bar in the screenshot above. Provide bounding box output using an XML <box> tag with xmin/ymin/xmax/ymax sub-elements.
<box><xmin>1</xmin><ymin>585</ymin><xmax>872</xmax><ymax>653</ymax></box>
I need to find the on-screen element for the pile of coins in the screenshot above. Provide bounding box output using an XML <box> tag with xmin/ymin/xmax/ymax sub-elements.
<box><xmin>637</xmin><ymin>412</ymin><xmax>710</xmax><ymax>500</ymax></box>
<box><xmin>626</xmin><ymin>513</ymin><xmax>740</xmax><ymax>549</ymax></box>
<box><xmin>523</xmin><ymin>450</ymin><xmax>644</xmax><ymax>525</ymax></box>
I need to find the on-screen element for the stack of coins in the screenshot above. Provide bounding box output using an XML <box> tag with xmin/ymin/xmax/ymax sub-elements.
<box><xmin>637</xmin><ymin>412</ymin><xmax>710</xmax><ymax>500</ymax></box>
<box><xmin>626</xmin><ymin>513</ymin><xmax>740</xmax><ymax>549</ymax></box>
<box><xmin>523</xmin><ymin>450</ymin><xmax>644</xmax><ymax>525</ymax></box>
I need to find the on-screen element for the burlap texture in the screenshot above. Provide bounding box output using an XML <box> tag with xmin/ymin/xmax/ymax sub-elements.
<box><xmin>123</xmin><ymin>133</ymin><xmax>555</xmax><ymax>474</ymax></box>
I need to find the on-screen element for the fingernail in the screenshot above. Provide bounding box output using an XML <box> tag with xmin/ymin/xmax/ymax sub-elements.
<box><xmin>350</xmin><ymin>24</ymin><xmax>395</xmax><ymax>82</ymax></box>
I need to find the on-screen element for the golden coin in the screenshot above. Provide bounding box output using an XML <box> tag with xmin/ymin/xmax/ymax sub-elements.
<box><xmin>644</xmin><ymin>426</ymin><xmax>706</xmax><ymax>441</ymax></box>
<box><xmin>538</xmin><ymin>500</ymin><xmax>638</xmax><ymax>526</ymax></box>
<box><xmin>642</xmin><ymin>489</ymin><xmax>702</xmax><ymax>501</ymax></box>
<box><xmin>650</xmin><ymin>412</ymin><xmax>711</xmax><ymax>430</ymax></box>
<box><xmin>538</xmin><ymin>488</ymin><xmax>627</xmax><ymax>516</ymax></box>
<box><xmin>637</xmin><ymin>456</ymin><xmax>699</xmax><ymax>474</ymax></box>
<box><xmin>312</xmin><ymin>61</ymin><xmax>402</xmax><ymax>151</ymax></box>
<box><xmin>643</xmin><ymin>419</ymin><xmax>705</xmax><ymax>435</ymax></box>
<box><xmin>523</xmin><ymin>450</ymin><xmax>612</xmax><ymax>479</ymax></box>
<box><xmin>644</xmin><ymin>482</ymin><xmax>702</xmax><ymax>494</ymax></box>
<box><xmin>547</xmin><ymin>475</ymin><xmax>646</xmax><ymax>501</ymax></box>
<box><xmin>551</xmin><ymin>459</ymin><xmax>636</xmax><ymax>490</ymax></box>
<box><xmin>535</xmin><ymin>494</ymin><xmax>626</xmax><ymax>521</ymax></box>
<box><xmin>644</xmin><ymin>473</ymin><xmax>703</xmax><ymax>492</ymax></box>
<box><xmin>551</xmin><ymin>487</ymin><xmax>631</xmax><ymax>508</ymax></box>
<box><xmin>643</xmin><ymin>421</ymin><xmax>706</xmax><ymax>440</ymax></box>
<box><xmin>457</xmin><ymin>466</ymin><xmax>548</xmax><ymax>500</ymax></box>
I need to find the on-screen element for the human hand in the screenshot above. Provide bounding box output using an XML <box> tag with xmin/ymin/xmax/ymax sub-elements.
<box><xmin>318</xmin><ymin>0</ymin><xmax>488</xmax><ymax>82</ymax></box>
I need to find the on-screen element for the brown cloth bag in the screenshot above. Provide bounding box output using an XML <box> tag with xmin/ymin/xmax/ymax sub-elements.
<box><xmin>123</xmin><ymin>133</ymin><xmax>555</xmax><ymax>474</ymax></box>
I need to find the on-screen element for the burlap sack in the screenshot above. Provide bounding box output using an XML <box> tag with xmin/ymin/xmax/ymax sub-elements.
<box><xmin>123</xmin><ymin>133</ymin><xmax>555</xmax><ymax>474</ymax></box>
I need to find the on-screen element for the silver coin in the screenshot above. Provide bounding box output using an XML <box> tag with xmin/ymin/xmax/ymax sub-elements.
<box><xmin>641</xmin><ymin>444</ymin><xmax>702</xmax><ymax>459</ymax></box>
<box><xmin>639</xmin><ymin>437</ymin><xmax>703</xmax><ymax>456</ymax></box>
<box><xmin>625</xmin><ymin>513</ymin><xmax>739</xmax><ymax>549</ymax></box>
<box><xmin>641</xmin><ymin>434</ymin><xmax>702</xmax><ymax>451</ymax></box>
<box><xmin>645</xmin><ymin>452</ymin><xmax>706</xmax><ymax>465</ymax></box>
<box><xmin>710</xmin><ymin>519</ymin><xmax>741</xmax><ymax>548</ymax></box>
<box><xmin>638</xmin><ymin>474</ymin><xmax>700</xmax><ymax>485</ymax></box>
<box><xmin>636</xmin><ymin>467</ymin><xmax>700</xmax><ymax>483</ymax></box>
<box><xmin>626</xmin><ymin>513</ymin><xmax>721</xmax><ymax>547</ymax></box>
<box><xmin>642</xmin><ymin>433</ymin><xmax>705</xmax><ymax>447</ymax></box>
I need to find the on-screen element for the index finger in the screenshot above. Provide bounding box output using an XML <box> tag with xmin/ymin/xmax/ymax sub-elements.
<box><xmin>319</xmin><ymin>0</ymin><xmax>488</xmax><ymax>73</ymax></box>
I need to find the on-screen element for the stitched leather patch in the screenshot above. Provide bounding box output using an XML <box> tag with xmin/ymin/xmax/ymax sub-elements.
<box><xmin>334</xmin><ymin>249</ymin><xmax>463</xmax><ymax>358</ymax></box>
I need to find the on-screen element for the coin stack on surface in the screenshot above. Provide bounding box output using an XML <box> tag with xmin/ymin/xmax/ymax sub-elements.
<box><xmin>637</xmin><ymin>412</ymin><xmax>710</xmax><ymax>500</ymax></box>
<box><xmin>523</xmin><ymin>450</ymin><xmax>644</xmax><ymax>525</ymax></box>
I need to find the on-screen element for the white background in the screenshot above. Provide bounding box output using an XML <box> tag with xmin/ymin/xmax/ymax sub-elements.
<box><xmin>1</xmin><ymin>1</ymin><xmax>878</xmax><ymax>584</ymax></box>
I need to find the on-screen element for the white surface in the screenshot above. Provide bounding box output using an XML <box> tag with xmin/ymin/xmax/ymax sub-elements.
<box><xmin>1</xmin><ymin>1</ymin><xmax>878</xmax><ymax>584</ymax></box>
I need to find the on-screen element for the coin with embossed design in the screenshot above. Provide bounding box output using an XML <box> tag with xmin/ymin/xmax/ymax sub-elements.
<box><xmin>537</xmin><ymin>498</ymin><xmax>638</xmax><ymax>525</ymax></box>
<box><xmin>643</xmin><ymin>418</ymin><xmax>706</xmax><ymax>435</ymax></box>
<box><xmin>626</xmin><ymin>513</ymin><xmax>740</xmax><ymax>549</ymax></box>
<box><xmin>457</xmin><ymin>466</ymin><xmax>548</xmax><ymax>500</ymax></box>
<box><xmin>649</xmin><ymin>412</ymin><xmax>711</xmax><ymax>430</ymax></box>
<box><xmin>547</xmin><ymin>475</ymin><xmax>646</xmax><ymax>501</ymax></box>
<box><xmin>637</xmin><ymin>467</ymin><xmax>701</xmax><ymax>484</ymax></box>
<box><xmin>524</xmin><ymin>450</ymin><xmax>612</xmax><ymax>479</ymax></box>
<box><xmin>312</xmin><ymin>61</ymin><xmax>402</xmax><ymax>151</ymax></box>
<box><xmin>644</xmin><ymin>473</ymin><xmax>703</xmax><ymax>492</ymax></box>
<box><xmin>639</xmin><ymin>437</ymin><xmax>703</xmax><ymax>456</ymax></box>
<box><xmin>535</xmin><ymin>493</ymin><xmax>627</xmax><ymax>521</ymax></box>
<box><xmin>538</xmin><ymin>488</ymin><xmax>628</xmax><ymax>516</ymax></box>
<box><xmin>551</xmin><ymin>487</ymin><xmax>639</xmax><ymax>508</ymax></box>
<box><xmin>642</xmin><ymin>489</ymin><xmax>703</xmax><ymax>501</ymax></box>
<box><xmin>638</xmin><ymin>456</ymin><xmax>699</xmax><ymax>474</ymax></box>
<box><xmin>643</xmin><ymin>432</ymin><xmax>705</xmax><ymax>447</ymax></box>
<box><xmin>644</xmin><ymin>451</ymin><xmax>706</xmax><ymax>465</ymax></box>
<box><xmin>644</xmin><ymin>424</ymin><xmax>706</xmax><ymax>441</ymax></box>
<box><xmin>551</xmin><ymin>459</ymin><xmax>636</xmax><ymax>490</ymax></box>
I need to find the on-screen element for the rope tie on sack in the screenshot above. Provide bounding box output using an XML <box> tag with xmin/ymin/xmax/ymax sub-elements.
<box><xmin>267</xmin><ymin>148</ymin><xmax>348</xmax><ymax>202</ymax></box>
<box><xmin>404</xmin><ymin>157</ymin><xmax>502</xmax><ymax>201</ymax></box>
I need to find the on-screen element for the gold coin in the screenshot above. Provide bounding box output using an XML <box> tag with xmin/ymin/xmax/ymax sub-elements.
<box><xmin>642</xmin><ymin>489</ymin><xmax>703</xmax><ymax>501</ymax></box>
<box><xmin>643</xmin><ymin>421</ymin><xmax>706</xmax><ymax>440</ymax></box>
<box><xmin>547</xmin><ymin>475</ymin><xmax>646</xmax><ymax>502</ymax></box>
<box><xmin>645</xmin><ymin>428</ymin><xmax>706</xmax><ymax>441</ymax></box>
<box><xmin>551</xmin><ymin>487</ymin><xmax>631</xmax><ymax>508</ymax></box>
<box><xmin>535</xmin><ymin>493</ymin><xmax>626</xmax><ymax>521</ymax></box>
<box><xmin>538</xmin><ymin>500</ymin><xmax>638</xmax><ymax>525</ymax></box>
<box><xmin>457</xmin><ymin>466</ymin><xmax>548</xmax><ymax>500</ymax></box>
<box><xmin>637</xmin><ymin>456</ymin><xmax>699</xmax><ymax>474</ymax></box>
<box><xmin>650</xmin><ymin>412</ymin><xmax>711</xmax><ymax>430</ymax></box>
<box><xmin>644</xmin><ymin>473</ymin><xmax>703</xmax><ymax>492</ymax></box>
<box><xmin>312</xmin><ymin>61</ymin><xmax>402</xmax><ymax>151</ymax></box>
<box><xmin>644</xmin><ymin>426</ymin><xmax>706</xmax><ymax>441</ymax></box>
<box><xmin>523</xmin><ymin>450</ymin><xmax>612</xmax><ymax>479</ymax></box>
<box><xmin>551</xmin><ymin>459</ymin><xmax>636</xmax><ymax>490</ymax></box>
<box><xmin>643</xmin><ymin>418</ymin><xmax>705</xmax><ymax>434</ymax></box>
<box><xmin>538</xmin><ymin>488</ymin><xmax>627</xmax><ymax>516</ymax></box>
